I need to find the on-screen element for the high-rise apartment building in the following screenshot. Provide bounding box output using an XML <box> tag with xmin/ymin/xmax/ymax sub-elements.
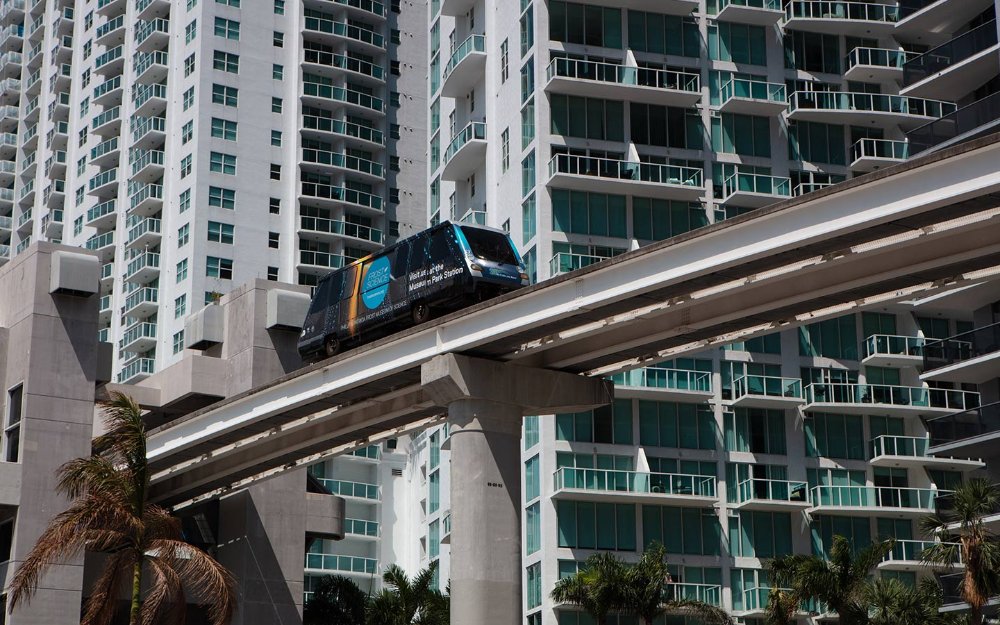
<box><xmin>0</xmin><ymin>0</ymin><xmax>427</xmax><ymax>384</ymax></box>
<box><xmin>419</xmin><ymin>1</ymin><xmax>1000</xmax><ymax>623</ymax></box>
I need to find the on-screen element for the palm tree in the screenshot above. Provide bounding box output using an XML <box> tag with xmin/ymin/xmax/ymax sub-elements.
<box><xmin>921</xmin><ymin>478</ymin><xmax>1000</xmax><ymax>625</ymax></box>
<box><xmin>366</xmin><ymin>561</ymin><xmax>448</xmax><ymax>625</ymax></box>
<box><xmin>551</xmin><ymin>551</ymin><xmax>629</xmax><ymax>625</ymax></box>
<box><xmin>304</xmin><ymin>575</ymin><xmax>367</xmax><ymax>625</ymax></box>
<box><xmin>6</xmin><ymin>392</ymin><xmax>236</xmax><ymax>625</ymax></box>
<box><xmin>766</xmin><ymin>535</ymin><xmax>894</xmax><ymax>625</ymax></box>
<box><xmin>621</xmin><ymin>543</ymin><xmax>732</xmax><ymax>625</ymax></box>
<box><xmin>865</xmin><ymin>577</ymin><xmax>965</xmax><ymax>625</ymax></box>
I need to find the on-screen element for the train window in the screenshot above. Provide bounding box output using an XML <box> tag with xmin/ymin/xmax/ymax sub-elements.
<box><xmin>341</xmin><ymin>265</ymin><xmax>358</xmax><ymax>299</ymax></box>
<box><xmin>392</xmin><ymin>243</ymin><xmax>409</xmax><ymax>277</ymax></box>
<box><xmin>461</xmin><ymin>226</ymin><xmax>518</xmax><ymax>264</ymax></box>
<box><xmin>428</xmin><ymin>229</ymin><xmax>451</xmax><ymax>261</ymax></box>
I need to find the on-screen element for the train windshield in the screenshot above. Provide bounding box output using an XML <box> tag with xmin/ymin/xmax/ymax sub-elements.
<box><xmin>460</xmin><ymin>226</ymin><xmax>519</xmax><ymax>265</ymax></box>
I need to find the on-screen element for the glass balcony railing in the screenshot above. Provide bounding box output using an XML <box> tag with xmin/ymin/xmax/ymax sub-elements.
<box><xmin>349</xmin><ymin>445</ymin><xmax>381</xmax><ymax>460</ymax></box>
<box><xmin>133</xmin><ymin>83</ymin><xmax>166</xmax><ymax>110</ymax></box>
<box><xmin>119</xmin><ymin>321</ymin><xmax>156</xmax><ymax>349</ymax></box>
<box><xmin>804</xmin><ymin>382</ymin><xmax>980</xmax><ymax>411</ymax></box>
<box><xmin>125</xmin><ymin>251</ymin><xmax>159</xmax><ymax>279</ymax></box>
<box><xmin>302</xmin><ymin>148</ymin><xmax>383</xmax><ymax>177</ymax></box>
<box><xmin>720</xmin><ymin>76</ymin><xmax>785</xmax><ymax>104</ymax></box>
<box><xmin>847</xmin><ymin>47</ymin><xmax>915</xmax><ymax>71</ymax></box>
<box><xmin>334</xmin><ymin>0</ymin><xmax>385</xmax><ymax>17</ymax></box>
<box><xmin>789</xmin><ymin>91</ymin><xmax>956</xmax><ymax>118</ymax></box>
<box><xmin>869</xmin><ymin>434</ymin><xmax>930</xmax><ymax>458</ymax></box>
<box><xmin>666</xmin><ymin>583</ymin><xmax>722</xmax><ymax>607</ymax></box>
<box><xmin>300</xmin><ymin>250</ymin><xmax>345</xmax><ymax>269</ymax></box>
<box><xmin>742</xmin><ymin>587</ymin><xmax>795</xmax><ymax>613</ymax></box>
<box><xmin>84</xmin><ymin>230</ymin><xmax>114</xmax><ymax>251</ymax></box>
<box><xmin>732</xmin><ymin>374</ymin><xmax>803</xmax><ymax>400</ymax></box>
<box><xmin>344</xmin><ymin>518</ymin><xmax>379</xmax><ymax>537</ymax></box>
<box><xmin>93</xmin><ymin>45</ymin><xmax>123</xmax><ymax>70</ymax></box>
<box><xmin>548</xmin><ymin>154</ymin><xmax>703</xmax><ymax>188</ymax></box>
<box><xmin>316</xmin><ymin>477</ymin><xmax>380</xmax><ymax>500</ymax></box>
<box><xmin>303</xmin><ymin>83</ymin><xmax>384</xmax><ymax>112</ymax></box>
<box><xmin>88</xmin><ymin>168</ymin><xmax>117</xmax><ymax>192</ymax></box>
<box><xmin>300</xmin><ymin>215</ymin><xmax>383</xmax><ymax>243</ymax></box>
<box><xmin>884</xmin><ymin>539</ymin><xmax>962</xmax><ymax>565</ymax></box>
<box><xmin>131</xmin><ymin>116</ymin><xmax>166</xmax><ymax>143</ymax></box>
<box><xmin>904</xmin><ymin>20</ymin><xmax>998</xmax><ymax>87</ymax></box>
<box><xmin>784</xmin><ymin>1</ymin><xmax>899</xmax><ymax>23</ymax></box>
<box><xmin>443</xmin><ymin>121</ymin><xmax>486</xmax><ymax>165</ymax></box>
<box><xmin>851</xmin><ymin>139</ymin><xmax>909</xmax><ymax>163</ymax></box>
<box><xmin>719</xmin><ymin>0</ymin><xmax>782</xmax><ymax>11</ymax></box>
<box><xmin>302</xmin><ymin>115</ymin><xmax>384</xmax><ymax>145</ymax></box>
<box><xmin>809</xmin><ymin>485</ymin><xmax>946</xmax><ymax>510</ymax></box>
<box><xmin>124</xmin><ymin>287</ymin><xmax>157</xmax><ymax>312</ymax></box>
<box><xmin>91</xmin><ymin>106</ymin><xmax>121</xmax><ymax>131</ymax></box>
<box><xmin>722</xmin><ymin>172</ymin><xmax>791</xmax><ymax>199</ymax></box>
<box><xmin>118</xmin><ymin>357</ymin><xmax>154</xmax><ymax>382</ymax></box>
<box><xmin>86</xmin><ymin>200</ymin><xmax>116</xmax><ymax>223</ymax></box>
<box><xmin>908</xmin><ymin>91</ymin><xmax>1000</xmax><ymax>154</ymax></box>
<box><xmin>304</xmin><ymin>553</ymin><xmax>377</xmax><ymax>574</ymax></box>
<box><xmin>922</xmin><ymin>321</ymin><xmax>1000</xmax><ymax>373</ymax></box>
<box><xmin>737</xmin><ymin>478</ymin><xmax>809</xmax><ymax>504</ymax></box>
<box><xmin>300</xmin><ymin>182</ymin><xmax>383</xmax><ymax>211</ymax></box>
<box><xmin>547</xmin><ymin>57</ymin><xmax>700</xmax><ymax>93</ymax></box>
<box><xmin>457</xmin><ymin>208</ymin><xmax>486</xmax><ymax>225</ymax></box>
<box><xmin>133</xmin><ymin>51</ymin><xmax>168</xmax><ymax>77</ymax></box>
<box><xmin>134</xmin><ymin>17</ymin><xmax>168</xmax><ymax>46</ymax></box>
<box><xmin>126</xmin><ymin>217</ymin><xmax>160</xmax><ymax>244</ymax></box>
<box><xmin>443</xmin><ymin>34</ymin><xmax>485</xmax><ymax>83</ymax></box>
<box><xmin>304</xmin><ymin>16</ymin><xmax>384</xmax><ymax>48</ymax></box>
<box><xmin>927</xmin><ymin>401</ymin><xmax>1000</xmax><ymax>448</ymax></box>
<box><xmin>862</xmin><ymin>333</ymin><xmax>925</xmax><ymax>359</ymax></box>
<box><xmin>610</xmin><ymin>366</ymin><xmax>712</xmax><ymax>393</ymax></box>
<box><xmin>95</xmin><ymin>14</ymin><xmax>123</xmax><ymax>40</ymax></box>
<box><xmin>553</xmin><ymin>467</ymin><xmax>717</xmax><ymax>498</ymax></box>
<box><xmin>303</xmin><ymin>49</ymin><xmax>384</xmax><ymax>80</ymax></box>
<box><xmin>129</xmin><ymin>183</ymin><xmax>162</xmax><ymax>210</ymax></box>
<box><xmin>549</xmin><ymin>252</ymin><xmax>611</xmax><ymax>276</ymax></box>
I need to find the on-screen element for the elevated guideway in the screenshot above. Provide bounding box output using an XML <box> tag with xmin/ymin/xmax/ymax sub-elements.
<box><xmin>147</xmin><ymin>135</ymin><xmax>1000</xmax><ymax>510</ymax></box>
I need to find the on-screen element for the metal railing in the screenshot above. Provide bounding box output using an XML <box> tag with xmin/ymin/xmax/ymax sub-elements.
<box><xmin>315</xmin><ymin>477</ymin><xmax>380</xmax><ymax>500</ymax></box>
<box><xmin>908</xmin><ymin>91</ymin><xmax>1000</xmax><ymax>155</ymax></box>
<box><xmin>922</xmin><ymin>321</ymin><xmax>1000</xmax><ymax>373</ymax></box>
<box><xmin>444</xmin><ymin>121</ymin><xmax>486</xmax><ymax>165</ymax></box>
<box><xmin>300</xmin><ymin>215</ymin><xmax>383</xmax><ymax>243</ymax></box>
<box><xmin>304</xmin><ymin>16</ymin><xmax>384</xmax><ymax>48</ymax></box>
<box><xmin>547</xmin><ymin>57</ymin><xmax>699</xmax><ymax>93</ymax></box>
<box><xmin>927</xmin><ymin>401</ymin><xmax>1000</xmax><ymax>448</ymax></box>
<box><xmin>610</xmin><ymin>366</ymin><xmax>712</xmax><ymax>393</ymax></box>
<box><xmin>784</xmin><ymin>1</ymin><xmax>899</xmax><ymax>23</ymax></box>
<box><xmin>722</xmin><ymin>172</ymin><xmax>791</xmax><ymax>199</ymax></box>
<box><xmin>548</xmin><ymin>252</ymin><xmax>611</xmax><ymax>276</ymax></box>
<box><xmin>809</xmin><ymin>485</ymin><xmax>946</xmax><ymax>510</ymax></box>
<box><xmin>443</xmin><ymin>34</ymin><xmax>485</xmax><ymax>83</ymax></box>
<box><xmin>719</xmin><ymin>0</ymin><xmax>781</xmax><ymax>11</ymax></box>
<box><xmin>548</xmin><ymin>154</ymin><xmax>703</xmax><ymax>188</ymax></box>
<box><xmin>304</xmin><ymin>553</ymin><xmax>377</xmax><ymax>574</ymax></box>
<box><xmin>862</xmin><ymin>333</ymin><xmax>924</xmax><ymax>359</ymax></box>
<box><xmin>665</xmin><ymin>583</ymin><xmax>722</xmax><ymax>606</ymax></box>
<box><xmin>732</xmin><ymin>374</ymin><xmax>803</xmax><ymax>400</ymax></box>
<box><xmin>300</xmin><ymin>182</ymin><xmax>383</xmax><ymax>211</ymax></box>
<box><xmin>737</xmin><ymin>478</ymin><xmax>809</xmax><ymax>504</ymax></box>
<box><xmin>804</xmin><ymin>382</ymin><xmax>980</xmax><ymax>411</ymax></box>
<box><xmin>869</xmin><ymin>435</ymin><xmax>930</xmax><ymax>458</ymax></box>
<box><xmin>904</xmin><ymin>20</ymin><xmax>998</xmax><ymax>87</ymax></box>
<box><xmin>851</xmin><ymin>139</ymin><xmax>909</xmax><ymax>163</ymax></box>
<box><xmin>299</xmin><ymin>250</ymin><xmax>345</xmax><ymax>269</ymax></box>
<box><xmin>884</xmin><ymin>539</ymin><xmax>962</xmax><ymax>565</ymax></box>
<box><xmin>847</xmin><ymin>47</ymin><xmax>914</xmax><ymax>70</ymax></box>
<box><xmin>789</xmin><ymin>91</ymin><xmax>956</xmax><ymax>118</ymax></box>
<box><xmin>720</xmin><ymin>76</ymin><xmax>786</xmax><ymax>104</ymax></box>
<box><xmin>553</xmin><ymin>467</ymin><xmax>717</xmax><ymax>497</ymax></box>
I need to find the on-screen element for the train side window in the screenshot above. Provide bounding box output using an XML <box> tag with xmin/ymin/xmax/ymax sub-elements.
<box><xmin>392</xmin><ymin>243</ymin><xmax>409</xmax><ymax>278</ymax></box>
<box><xmin>341</xmin><ymin>265</ymin><xmax>358</xmax><ymax>299</ymax></box>
<box><xmin>428</xmin><ymin>229</ymin><xmax>451</xmax><ymax>261</ymax></box>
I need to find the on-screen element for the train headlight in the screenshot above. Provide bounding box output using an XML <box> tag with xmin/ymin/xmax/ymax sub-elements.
<box><xmin>470</xmin><ymin>263</ymin><xmax>484</xmax><ymax>272</ymax></box>
<box><xmin>519</xmin><ymin>272</ymin><xmax>529</xmax><ymax>281</ymax></box>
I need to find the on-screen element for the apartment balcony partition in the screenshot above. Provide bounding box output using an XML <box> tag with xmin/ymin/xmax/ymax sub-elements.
<box><xmin>850</xmin><ymin>139</ymin><xmax>909</xmax><ymax>172</ymax></box>
<box><xmin>807</xmin><ymin>485</ymin><xmax>947</xmax><ymax>517</ymax></box>
<box><xmin>441</xmin><ymin>121</ymin><xmax>486</xmax><ymax>181</ymax></box>
<box><xmin>902</xmin><ymin>20</ymin><xmax>999</xmax><ymax>100</ymax></box>
<box><xmin>922</xmin><ymin>321</ymin><xmax>1000</xmax><ymax>384</ymax></box>
<box><xmin>720</xmin><ymin>172</ymin><xmax>791</xmax><ymax>208</ymax></box>
<box><xmin>441</xmin><ymin>34</ymin><xmax>486</xmax><ymax>98</ymax></box>
<box><xmin>804</xmin><ymin>382</ymin><xmax>979</xmax><ymax>418</ymax></box>
<box><xmin>787</xmin><ymin>91</ymin><xmax>956</xmax><ymax>129</ymax></box>
<box><xmin>730</xmin><ymin>374</ymin><xmax>804</xmax><ymax>408</ymax></box>
<box><xmin>551</xmin><ymin>467</ymin><xmax>717</xmax><ymax>507</ymax></box>
<box><xmin>869</xmin><ymin>434</ymin><xmax>983</xmax><ymax>471</ymax></box>
<box><xmin>907</xmin><ymin>91</ymin><xmax>1000</xmax><ymax>155</ymax></box>
<box><xmin>733</xmin><ymin>478</ymin><xmax>810</xmax><ymax>511</ymax></box>
<box><xmin>716</xmin><ymin>0</ymin><xmax>783</xmax><ymax>25</ymax></box>
<box><xmin>547</xmin><ymin>154</ymin><xmax>703</xmax><ymax>202</ymax></box>
<box><xmin>717</xmin><ymin>77</ymin><xmax>786</xmax><ymax>115</ymax></box>
<box><xmin>783</xmin><ymin>1</ymin><xmax>899</xmax><ymax>36</ymax></box>
<box><xmin>545</xmin><ymin>58</ymin><xmax>701</xmax><ymax>107</ymax></box>
<box><xmin>844</xmin><ymin>47</ymin><xmax>915</xmax><ymax>83</ymax></box>
<box><xmin>610</xmin><ymin>366</ymin><xmax>713</xmax><ymax>402</ymax></box>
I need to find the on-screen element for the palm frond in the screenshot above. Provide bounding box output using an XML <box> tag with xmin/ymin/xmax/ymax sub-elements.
<box><xmin>663</xmin><ymin>598</ymin><xmax>732</xmax><ymax>625</ymax></box>
<box><xmin>148</xmin><ymin>538</ymin><xmax>237</xmax><ymax>625</ymax></box>
<box><xmin>80</xmin><ymin>550</ymin><xmax>133</xmax><ymax>625</ymax></box>
<box><xmin>142</xmin><ymin>555</ymin><xmax>187</xmax><ymax>625</ymax></box>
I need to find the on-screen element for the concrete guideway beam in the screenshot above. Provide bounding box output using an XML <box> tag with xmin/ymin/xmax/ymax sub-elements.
<box><xmin>421</xmin><ymin>354</ymin><xmax>613</xmax><ymax>625</ymax></box>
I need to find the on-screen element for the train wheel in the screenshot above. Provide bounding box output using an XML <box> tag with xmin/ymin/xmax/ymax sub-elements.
<box><xmin>412</xmin><ymin>303</ymin><xmax>431</xmax><ymax>324</ymax></box>
<box><xmin>323</xmin><ymin>336</ymin><xmax>341</xmax><ymax>358</ymax></box>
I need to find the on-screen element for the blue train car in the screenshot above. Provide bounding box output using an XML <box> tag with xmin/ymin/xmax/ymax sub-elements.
<box><xmin>298</xmin><ymin>221</ymin><xmax>529</xmax><ymax>361</ymax></box>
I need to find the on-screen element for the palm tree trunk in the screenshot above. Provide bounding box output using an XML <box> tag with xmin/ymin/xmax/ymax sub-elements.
<box><xmin>129</xmin><ymin>559</ymin><xmax>143</xmax><ymax>625</ymax></box>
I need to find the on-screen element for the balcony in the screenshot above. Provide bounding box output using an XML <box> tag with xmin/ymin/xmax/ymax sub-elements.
<box><xmin>128</xmin><ymin>183</ymin><xmax>163</xmax><ymax>216</ymax></box>
<box><xmin>87</xmin><ymin>168</ymin><xmax>118</xmax><ymax>198</ymax></box>
<box><xmin>84</xmin><ymin>231</ymin><xmax>115</xmax><ymax>261</ymax></box>
<box><xmin>787</xmin><ymin>91</ymin><xmax>956</xmax><ymax>129</ymax></box>
<box><xmin>549</xmin><ymin>252</ymin><xmax>613</xmax><ymax>277</ymax></box>
<box><xmin>896</xmin><ymin>0</ymin><xmax>995</xmax><ymax>38</ymax></box>
<box><xmin>129</xmin><ymin>149</ymin><xmax>164</xmax><ymax>182</ymax></box>
<box><xmin>730</xmin><ymin>374</ymin><xmax>804</xmax><ymax>409</ymax></box>
<box><xmin>908</xmin><ymin>91</ymin><xmax>1000</xmax><ymax>155</ymax></box>
<box><xmin>133</xmin><ymin>50</ymin><xmax>168</xmax><ymax>84</ymax></box>
<box><xmin>86</xmin><ymin>199</ymin><xmax>117</xmax><ymax>229</ymax></box>
<box><xmin>97</xmin><ymin>0</ymin><xmax>126</xmax><ymax>16</ymax></box>
<box><xmin>904</xmin><ymin>20</ymin><xmax>999</xmax><ymax>101</ymax></box>
<box><xmin>304</xmin><ymin>553</ymin><xmax>377</xmax><ymax>576</ymax></box>
<box><xmin>301</xmin><ymin>115</ymin><xmax>384</xmax><ymax>147</ymax></box>
<box><xmin>133</xmin><ymin>82</ymin><xmax>167</xmax><ymax>118</ymax></box>
<box><xmin>441</xmin><ymin>122</ymin><xmax>486</xmax><ymax>181</ymax></box>
<box><xmin>301</xmin><ymin>148</ymin><xmax>383</xmax><ymax>181</ymax></box>
<box><xmin>807</xmin><ymin>485</ymin><xmax>947</xmax><ymax>518</ymax></box>
<box><xmin>547</xmin><ymin>154</ymin><xmax>703</xmax><ymax>202</ymax></box>
<box><xmin>300</xmin><ymin>215</ymin><xmax>383</xmax><ymax>246</ymax></box>
<box><xmin>93</xmin><ymin>76</ymin><xmax>122</xmax><ymax>106</ymax></box>
<box><xmin>124</xmin><ymin>251</ymin><xmax>159</xmax><ymax>284</ymax></box>
<box><xmin>545</xmin><ymin>58</ymin><xmax>701</xmax><ymax>108</ymax></box>
<box><xmin>316</xmin><ymin>477</ymin><xmax>379</xmax><ymax>501</ymax></box>
<box><xmin>332</xmin><ymin>0</ymin><xmax>386</xmax><ymax>18</ymax></box>
<box><xmin>91</xmin><ymin>106</ymin><xmax>121</xmax><ymax>136</ymax></box>
<box><xmin>135</xmin><ymin>0</ymin><xmax>171</xmax><ymax>20</ymax></box>
<box><xmin>300</xmin><ymin>182</ymin><xmax>383</xmax><ymax>215</ymax></box>
<box><xmin>456</xmin><ymin>208</ymin><xmax>486</xmax><ymax>226</ymax></box>
<box><xmin>803</xmin><ymin>382</ymin><xmax>979</xmax><ymax>418</ymax></box>
<box><xmin>879</xmin><ymin>539</ymin><xmax>962</xmax><ymax>572</ymax></box>
<box><xmin>844</xmin><ymin>47</ymin><xmax>915</xmax><ymax>83</ymax></box>
<box><xmin>869</xmin><ymin>434</ymin><xmax>983</xmax><ymax>471</ymax></box>
<box><xmin>304</xmin><ymin>16</ymin><xmax>384</xmax><ymax>51</ymax></box>
<box><xmin>98</xmin><ymin>294</ymin><xmax>112</xmax><ymax>324</ymax></box>
<box><xmin>665</xmin><ymin>583</ymin><xmax>722</xmax><ymax>608</ymax></box>
<box><xmin>131</xmin><ymin>115</ymin><xmax>166</xmax><ymax>148</ymax></box>
<box><xmin>299</xmin><ymin>250</ymin><xmax>345</xmax><ymax>271</ymax></box>
<box><xmin>718</xmin><ymin>77</ymin><xmax>786</xmax><ymax>115</ymax></box>
<box><xmin>716</xmin><ymin>0</ymin><xmax>782</xmax><ymax>25</ymax></box>
<box><xmin>783</xmin><ymin>1</ymin><xmax>899</xmax><ymax>36</ymax></box>
<box><xmin>302</xmin><ymin>83</ymin><xmax>384</xmax><ymax>114</ymax></box>
<box><xmin>126</xmin><ymin>216</ymin><xmax>160</xmax><ymax>248</ymax></box>
<box><xmin>118</xmin><ymin>357</ymin><xmax>154</xmax><ymax>384</ymax></box>
<box><xmin>95</xmin><ymin>14</ymin><xmax>124</xmax><ymax>46</ymax></box>
<box><xmin>927</xmin><ymin>402</ymin><xmax>1000</xmax><ymax>459</ymax></box>
<box><xmin>922</xmin><ymin>322</ymin><xmax>1000</xmax><ymax>384</ymax></box>
<box><xmin>93</xmin><ymin>45</ymin><xmax>124</xmax><ymax>75</ymax></box>
<box><xmin>120</xmin><ymin>318</ymin><xmax>157</xmax><ymax>355</ymax></box>
<box><xmin>123</xmin><ymin>286</ymin><xmax>158</xmax><ymax>318</ymax></box>
<box><xmin>441</xmin><ymin>513</ymin><xmax>450</xmax><ymax>544</ymax></box>
<box><xmin>720</xmin><ymin>172</ymin><xmax>791</xmax><ymax>208</ymax></box>
<box><xmin>850</xmin><ymin>139</ymin><xmax>909</xmax><ymax>172</ymax></box>
<box><xmin>303</xmin><ymin>49</ymin><xmax>384</xmax><ymax>84</ymax></box>
<box><xmin>134</xmin><ymin>17</ymin><xmax>169</xmax><ymax>52</ymax></box>
<box><xmin>738</xmin><ymin>587</ymin><xmax>798</xmax><ymax>618</ymax></box>
<box><xmin>551</xmin><ymin>467</ymin><xmax>717</xmax><ymax>507</ymax></box>
<box><xmin>732</xmin><ymin>478</ymin><xmax>810</xmax><ymax>511</ymax></box>
<box><xmin>609</xmin><ymin>366</ymin><xmax>713</xmax><ymax>403</ymax></box>
<box><xmin>441</xmin><ymin>34</ymin><xmax>485</xmax><ymax>98</ymax></box>
<box><xmin>344</xmin><ymin>518</ymin><xmax>380</xmax><ymax>539</ymax></box>
<box><xmin>861</xmin><ymin>333</ymin><xmax>924</xmax><ymax>367</ymax></box>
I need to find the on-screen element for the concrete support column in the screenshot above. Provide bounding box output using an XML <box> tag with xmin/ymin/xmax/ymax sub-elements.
<box><xmin>448</xmin><ymin>399</ymin><xmax>523</xmax><ymax>625</ymax></box>
<box><xmin>422</xmin><ymin>354</ymin><xmax>613</xmax><ymax>625</ymax></box>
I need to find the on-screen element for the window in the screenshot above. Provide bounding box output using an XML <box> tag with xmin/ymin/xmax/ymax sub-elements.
<box><xmin>267</xmin><ymin>266</ymin><xmax>279</xmax><ymax>281</ymax></box>
<box><xmin>174</xmin><ymin>294</ymin><xmax>187</xmax><ymax>318</ymax></box>
<box><xmin>268</xmin><ymin>232</ymin><xmax>279</xmax><ymax>249</ymax></box>
<box><xmin>501</xmin><ymin>128</ymin><xmax>510</xmax><ymax>172</ymax></box>
<box><xmin>627</xmin><ymin>10</ymin><xmax>699</xmax><ymax>56</ymax></box>
<box><xmin>273</xmin><ymin>31</ymin><xmax>284</xmax><ymax>47</ymax></box>
<box><xmin>551</xmin><ymin>189</ymin><xmax>627</xmax><ymax>237</ymax></box>
<box><xmin>207</xmin><ymin>221</ymin><xmax>234</xmax><ymax>244</ymax></box>
<box><xmin>271</xmin><ymin>97</ymin><xmax>282</xmax><ymax>113</ymax></box>
<box><xmin>179</xmin><ymin>154</ymin><xmax>192</xmax><ymax>178</ymax></box>
<box><xmin>176</xmin><ymin>258</ymin><xmax>188</xmax><ymax>282</ymax></box>
<box><xmin>521</xmin><ymin>99</ymin><xmax>534</xmax><ymax>148</ymax></box>
<box><xmin>522</xmin><ymin>194</ymin><xmax>536</xmax><ymax>244</ymax></box>
<box><xmin>206</xmin><ymin>256</ymin><xmax>233</xmax><ymax>279</ymax></box>
<box><xmin>270</xmin><ymin>164</ymin><xmax>281</xmax><ymax>180</ymax></box>
<box><xmin>208</xmin><ymin>186</ymin><xmax>235</xmax><ymax>209</ymax></box>
<box><xmin>5</xmin><ymin>384</ymin><xmax>23</xmax><ymax>463</ymax></box>
<box><xmin>631</xmin><ymin>104</ymin><xmax>703</xmax><ymax>149</ymax></box>
<box><xmin>269</xmin><ymin>197</ymin><xmax>281</xmax><ymax>214</ymax></box>
<box><xmin>185</xmin><ymin>20</ymin><xmax>197</xmax><ymax>43</ymax></box>
<box><xmin>549</xmin><ymin>95</ymin><xmax>624</xmax><ymax>141</ymax></box>
<box><xmin>173</xmin><ymin>331</ymin><xmax>185</xmax><ymax>354</ymax></box>
<box><xmin>525</xmin><ymin>455</ymin><xmax>540</xmax><ymax>501</ymax></box>
<box><xmin>712</xmin><ymin>113</ymin><xmax>770</xmax><ymax>157</ymax></box>
<box><xmin>216</xmin><ymin>0</ymin><xmax>239</xmax><ymax>5</ymax></box>
<box><xmin>643</xmin><ymin>505</ymin><xmax>721</xmax><ymax>555</ymax></box>
<box><xmin>183</xmin><ymin>87</ymin><xmax>195</xmax><ymax>110</ymax></box>
<box><xmin>179</xmin><ymin>189</ymin><xmax>191</xmax><ymax>212</ymax></box>
<box><xmin>270</xmin><ymin>130</ymin><xmax>282</xmax><ymax>147</ymax></box>
<box><xmin>184</xmin><ymin>53</ymin><xmax>196</xmax><ymax>76</ymax></box>
<box><xmin>639</xmin><ymin>401</ymin><xmax>716</xmax><ymax>450</ymax></box>
<box><xmin>211</xmin><ymin>84</ymin><xmax>238</xmax><ymax>107</ymax></box>
<box><xmin>520</xmin><ymin>59</ymin><xmax>534</xmax><ymax>104</ymax></box>
<box><xmin>709</xmin><ymin>23</ymin><xmax>767</xmax><ymax>65</ymax></box>
<box><xmin>187</xmin><ymin>0</ymin><xmax>197</xmax><ymax>9</ymax></box>
<box><xmin>521</xmin><ymin>152</ymin><xmax>534</xmax><ymax>197</ymax></box>
<box><xmin>799</xmin><ymin>314</ymin><xmax>857</xmax><ymax>359</ymax></box>
<box><xmin>785</xmin><ymin>31</ymin><xmax>840</xmax><ymax>74</ymax></box>
<box><xmin>274</xmin><ymin>0</ymin><xmax>284</xmax><ymax>13</ymax></box>
<box><xmin>181</xmin><ymin>121</ymin><xmax>193</xmax><ymax>144</ymax></box>
<box><xmin>788</xmin><ymin>121</ymin><xmax>846</xmax><ymax>165</ymax></box>
<box><xmin>209</xmin><ymin>152</ymin><xmax>237</xmax><ymax>175</ymax></box>
<box><xmin>429</xmin><ymin>470</ymin><xmax>440</xmax><ymax>512</ymax></box>
<box><xmin>557</xmin><ymin>500</ymin><xmax>635</xmax><ymax>550</ymax></box>
<box><xmin>526</xmin><ymin>502</ymin><xmax>540</xmax><ymax>554</ymax></box>
<box><xmin>273</xmin><ymin>64</ymin><xmax>283</xmax><ymax>80</ymax></box>
<box><xmin>729</xmin><ymin>511</ymin><xmax>793</xmax><ymax>557</ymax></box>
<box><xmin>805</xmin><ymin>414</ymin><xmax>865</xmax><ymax>459</ymax></box>
<box><xmin>725</xmin><ymin>408</ymin><xmax>786</xmax><ymax>454</ymax></box>
<box><xmin>500</xmin><ymin>38</ymin><xmax>509</xmax><ymax>83</ymax></box>
<box><xmin>214</xmin><ymin>17</ymin><xmax>240</xmax><ymax>40</ymax></box>
<box><xmin>73</xmin><ymin>216</ymin><xmax>83</xmax><ymax>236</ymax></box>
<box><xmin>213</xmin><ymin>50</ymin><xmax>239</xmax><ymax>73</ymax></box>
<box><xmin>524</xmin><ymin>415</ymin><xmax>539</xmax><ymax>449</ymax></box>
<box><xmin>812</xmin><ymin>515</ymin><xmax>871</xmax><ymax>557</ymax></box>
<box><xmin>548</xmin><ymin>2</ymin><xmax>623</xmax><ymax>48</ymax></box>
<box><xmin>633</xmin><ymin>198</ymin><xmax>708</xmax><ymax>241</ymax></box>
<box><xmin>555</xmin><ymin>400</ymin><xmax>632</xmax><ymax>444</ymax></box>
<box><xmin>177</xmin><ymin>223</ymin><xmax>190</xmax><ymax>247</ymax></box>
<box><xmin>526</xmin><ymin>563</ymin><xmax>541</xmax><ymax>610</ymax></box>
<box><xmin>210</xmin><ymin>117</ymin><xmax>237</xmax><ymax>140</ymax></box>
